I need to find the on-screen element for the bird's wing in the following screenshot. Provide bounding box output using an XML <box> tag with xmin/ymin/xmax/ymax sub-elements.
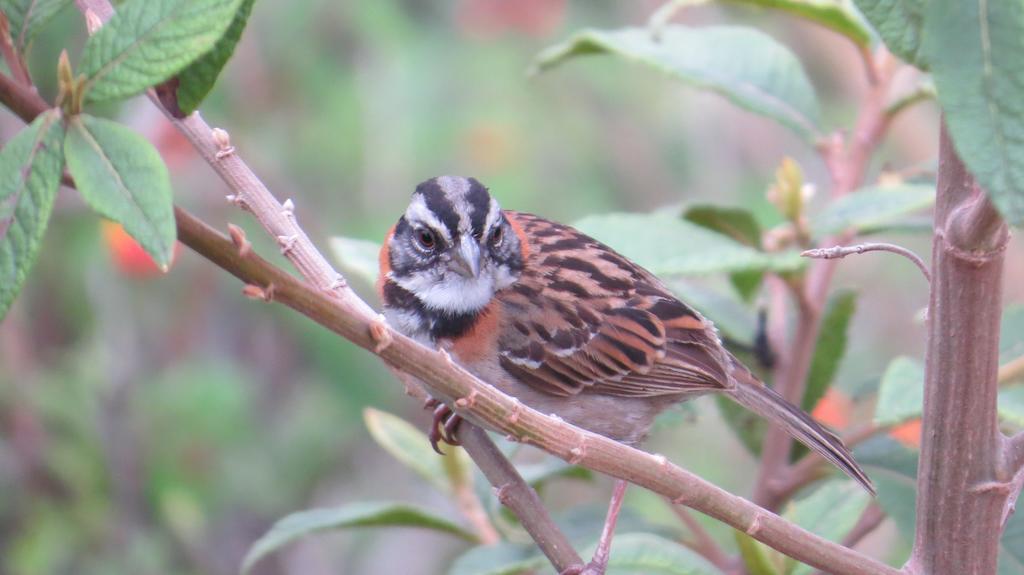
<box><xmin>496</xmin><ymin>211</ymin><xmax>731</xmax><ymax>398</ymax></box>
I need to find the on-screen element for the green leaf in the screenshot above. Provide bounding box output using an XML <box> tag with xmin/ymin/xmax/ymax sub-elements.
<box><xmin>874</xmin><ymin>308</ymin><xmax>1024</xmax><ymax>427</ymax></box>
<box><xmin>683</xmin><ymin>204</ymin><xmax>762</xmax><ymax>247</ymax></box>
<box><xmin>1001</xmin><ymin>511</ymin><xmax>1024</xmax><ymax>575</ymax></box>
<box><xmin>1</xmin><ymin>0</ymin><xmax>71</xmax><ymax>52</ymax></box>
<box><xmin>998</xmin><ymin>386</ymin><xmax>1024</xmax><ymax>427</ymax></box>
<box><xmin>241</xmin><ymin>501</ymin><xmax>476</xmax><ymax>574</ymax></box>
<box><xmin>741</xmin><ymin>0</ymin><xmax>871</xmax><ymax>47</ymax></box>
<box><xmin>80</xmin><ymin>0</ymin><xmax>244</xmax><ymax>104</ymax></box>
<box><xmin>0</xmin><ymin>110</ymin><xmax>64</xmax><ymax>320</ymax></box>
<box><xmin>574</xmin><ymin>213</ymin><xmax>805</xmax><ymax>277</ymax></box>
<box><xmin>734</xmin><ymin>531</ymin><xmax>783</xmax><ymax>575</ymax></box>
<box><xmin>873</xmin><ymin>356</ymin><xmax>924</xmax><ymax>427</ymax></box>
<box><xmin>517</xmin><ymin>457</ymin><xmax>592</xmax><ymax>488</ymax></box>
<box><xmin>854</xmin><ymin>0</ymin><xmax>926</xmax><ymax>67</ymax></box>
<box><xmin>853</xmin><ymin>436</ymin><xmax>917</xmax><ymax>539</ymax></box>
<box><xmin>782</xmin><ymin>481</ymin><xmax>871</xmax><ymax>575</ymax></box>
<box><xmin>534</xmin><ymin>26</ymin><xmax>821</xmax><ymax>140</ymax></box>
<box><xmin>1000</xmin><ymin>304</ymin><xmax>1024</xmax><ymax>365</ymax></box>
<box><xmin>363</xmin><ymin>407</ymin><xmax>468</xmax><ymax>494</ymax></box>
<box><xmin>175</xmin><ymin>0</ymin><xmax>256</xmax><ymax>114</ymax></box>
<box><xmin>596</xmin><ymin>533</ymin><xmax>726</xmax><ymax>574</ymax></box>
<box><xmin>729</xmin><ymin>270</ymin><xmax>764</xmax><ymax>302</ymax></box>
<box><xmin>329</xmin><ymin>236</ymin><xmax>381</xmax><ymax>286</ymax></box>
<box><xmin>717</xmin><ymin>395</ymin><xmax>766</xmax><ymax>455</ymax></box>
<box><xmin>857</xmin><ymin>436</ymin><xmax>1024</xmax><ymax>567</ymax></box>
<box><xmin>812</xmin><ymin>184</ymin><xmax>934</xmax><ymax>237</ymax></box>
<box><xmin>682</xmin><ymin>204</ymin><xmax>766</xmax><ymax>300</ymax></box>
<box><xmin>802</xmin><ymin>290</ymin><xmax>857</xmax><ymax>412</ymax></box>
<box><xmin>448</xmin><ymin>542</ymin><xmax>546</xmax><ymax>575</ymax></box>
<box><xmin>923</xmin><ymin>0</ymin><xmax>1024</xmax><ymax>225</ymax></box>
<box><xmin>64</xmin><ymin>115</ymin><xmax>176</xmax><ymax>267</ymax></box>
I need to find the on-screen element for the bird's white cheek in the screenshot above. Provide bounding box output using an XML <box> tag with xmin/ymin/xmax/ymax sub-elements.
<box><xmin>395</xmin><ymin>273</ymin><xmax>495</xmax><ymax>314</ymax></box>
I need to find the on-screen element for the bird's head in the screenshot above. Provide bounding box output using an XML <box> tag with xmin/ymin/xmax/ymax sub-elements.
<box><xmin>386</xmin><ymin>176</ymin><xmax>524</xmax><ymax>315</ymax></box>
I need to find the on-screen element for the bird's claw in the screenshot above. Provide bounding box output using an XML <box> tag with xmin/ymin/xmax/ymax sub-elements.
<box><xmin>426</xmin><ymin>401</ymin><xmax>463</xmax><ymax>454</ymax></box>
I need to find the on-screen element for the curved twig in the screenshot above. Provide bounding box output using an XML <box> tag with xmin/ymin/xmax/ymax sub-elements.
<box><xmin>802</xmin><ymin>243</ymin><xmax>931</xmax><ymax>282</ymax></box>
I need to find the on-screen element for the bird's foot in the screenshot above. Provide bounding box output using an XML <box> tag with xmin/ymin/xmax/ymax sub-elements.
<box><xmin>424</xmin><ymin>399</ymin><xmax>462</xmax><ymax>454</ymax></box>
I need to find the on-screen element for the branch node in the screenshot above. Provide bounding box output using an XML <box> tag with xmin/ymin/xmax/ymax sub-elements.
<box><xmin>746</xmin><ymin>512</ymin><xmax>765</xmax><ymax>536</ymax></box>
<box><xmin>438</xmin><ymin>347</ymin><xmax>454</xmax><ymax>365</ymax></box>
<box><xmin>211</xmin><ymin>127</ymin><xmax>235</xmax><ymax>159</ymax></box>
<box><xmin>225</xmin><ymin>194</ymin><xmax>249</xmax><ymax>212</ymax></box>
<box><xmin>455</xmin><ymin>389</ymin><xmax>479</xmax><ymax>409</ymax></box>
<box><xmin>242</xmin><ymin>283</ymin><xmax>274</xmax><ymax>302</ymax></box>
<box><xmin>652</xmin><ymin>453</ymin><xmax>668</xmax><ymax>467</ymax></box>
<box><xmin>506</xmin><ymin>397</ymin><xmax>523</xmax><ymax>424</ymax></box>
<box><xmin>505</xmin><ymin>434</ymin><xmax>520</xmax><ymax>443</ymax></box>
<box><xmin>326</xmin><ymin>274</ymin><xmax>348</xmax><ymax>291</ymax></box>
<box><xmin>670</xmin><ymin>492</ymin><xmax>691</xmax><ymax>506</ymax></box>
<box><xmin>369</xmin><ymin>314</ymin><xmax>393</xmax><ymax>353</ymax></box>
<box><xmin>568</xmin><ymin>436</ymin><xmax>588</xmax><ymax>465</ymax></box>
<box><xmin>494</xmin><ymin>482</ymin><xmax>514</xmax><ymax>506</ymax></box>
<box><xmin>276</xmin><ymin>234</ymin><xmax>298</xmax><ymax>255</ymax></box>
<box><xmin>227</xmin><ymin>223</ymin><xmax>251</xmax><ymax>257</ymax></box>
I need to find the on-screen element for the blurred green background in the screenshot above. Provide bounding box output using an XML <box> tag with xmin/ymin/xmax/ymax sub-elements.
<box><xmin>1</xmin><ymin>1</ymin><xmax>1023</xmax><ymax>574</ymax></box>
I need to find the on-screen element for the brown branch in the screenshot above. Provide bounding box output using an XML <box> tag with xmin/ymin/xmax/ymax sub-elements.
<box><xmin>906</xmin><ymin>123</ymin><xmax>1010</xmax><ymax>575</ymax></box>
<box><xmin>802</xmin><ymin>243</ymin><xmax>931</xmax><ymax>283</ymax></box>
<box><xmin>457</xmin><ymin>425</ymin><xmax>583</xmax><ymax>569</ymax></box>
<box><xmin>668</xmin><ymin>503</ymin><xmax>735</xmax><ymax>572</ymax></box>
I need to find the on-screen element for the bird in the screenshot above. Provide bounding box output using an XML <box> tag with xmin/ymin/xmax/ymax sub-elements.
<box><xmin>378</xmin><ymin>175</ymin><xmax>874</xmax><ymax>574</ymax></box>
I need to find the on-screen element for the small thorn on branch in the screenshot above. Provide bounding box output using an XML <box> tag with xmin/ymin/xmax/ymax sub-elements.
<box><xmin>242</xmin><ymin>283</ymin><xmax>275</xmax><ymax>302</ymax></box>
<box><xmin>455</xmin><ymin>389</ymin><xmax>479</xmax><ymax>409</ymax></box>
<box><xmin>276</xmin><ymin>234</ymin><xmax>298</xmax><ymax>255</ymax></box>
<box><xmin>368</xmin><ymin>313</ymin><xmax>393</xmax><ymax>353</ymax></box>
<box><xmin>211</xmin><ymin>127</ymin><xmax>235</xmax><ymax>159</ymax></box>
<box><xmin>568</xmin><ymin>436</ymin><xmax>588</xmax><ymax>464</ymax></box>
<box><xmin>802</xmin><ymin>242</ymin><xmax>931</xmax><ymax>282</ymax></box>
<box><xmin>227</xmin><ymin>223</ymin><xmax>251</xmax><ymax>257</ymax></box>
<box><xmin>282</xmin><ymin>198</ymin><xmax>295</xmax><ymax>218</ymax></box>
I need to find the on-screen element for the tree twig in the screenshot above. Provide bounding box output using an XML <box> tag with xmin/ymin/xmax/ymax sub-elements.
<box><xmin>668</xmin><ymin>503</ymin><xmax>735</xmax><ymax>572</ymax></box>
<box><xmin>811</xmin><ymin>504</ymin><xmax>886</xmax><ymax>575</ymax></box>
<box><xmin>801</xmin><ymin>243</ymin><xmax>931</xmax><ymax>283</ymax></box>
<box><xmin>458</xmin><ymin>425</ymin><xmax>584</xmax><ymax>570</ymax></box>
<box><xmin>753</xmin><ymin>49</ymin><xmax>898</xmax><ymax>509</ymax></box>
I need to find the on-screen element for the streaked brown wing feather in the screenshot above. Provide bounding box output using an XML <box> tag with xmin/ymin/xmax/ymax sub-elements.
<box><xmin>497</xmin><ymin>211</ymin><xmax>730</xmax><ymax>399</ymax></box>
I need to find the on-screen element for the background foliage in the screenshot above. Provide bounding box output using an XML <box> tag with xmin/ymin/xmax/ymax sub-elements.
<box><xmin>1</xmin><ymin>0</ymin><xmax>1023</xmax><ymax>574</ymax></box>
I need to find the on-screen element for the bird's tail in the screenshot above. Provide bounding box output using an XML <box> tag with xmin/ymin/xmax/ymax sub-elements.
<box><xmin>728</xmin><ymin>367</ymin><xmax>875</xmax><ymax>496</ymax></box>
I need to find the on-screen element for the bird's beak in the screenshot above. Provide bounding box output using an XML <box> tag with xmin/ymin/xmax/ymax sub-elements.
<box><xmin>451</xmin><ymin>238</ymin><xmax>482</xmax><ymax>278</ymax></box>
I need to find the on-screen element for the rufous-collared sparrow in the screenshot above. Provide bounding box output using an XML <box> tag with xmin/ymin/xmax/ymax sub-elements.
<box><xmin>379</xmin><ymin>176</ymin><xmax>873</xmax><ymax>574</ymax></box>
<box><xmin>379</xmin><ymin>175</ymin><xmax>872</xmax><ymax>491</ymax></box>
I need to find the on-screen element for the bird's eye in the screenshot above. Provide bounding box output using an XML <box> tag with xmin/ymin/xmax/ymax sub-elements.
<box><xmin>415</xmin><ymin>229</ymin><xmax>436</xmax><ymax>250</ymax></box>
<box><xmin>489</xmin><ymin>225</ymin><xmax>503</xmax><ymax>245</ymax></box>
